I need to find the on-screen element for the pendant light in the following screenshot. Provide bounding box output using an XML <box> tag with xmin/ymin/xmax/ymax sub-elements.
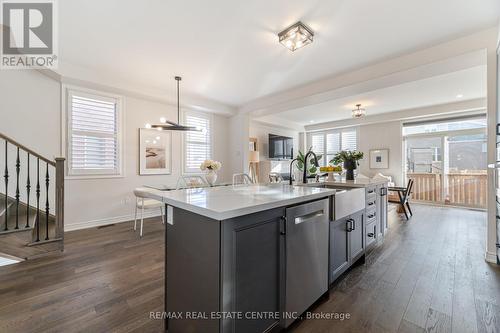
<box><xmin>351</xmin><ymin>104</ymin><xmax>366</xmax><ymax>118</ymax></box>
<box><xmin>145</xmin><ymin>76</ymin><xmax>201</xmax><ymax>131</ymax></box>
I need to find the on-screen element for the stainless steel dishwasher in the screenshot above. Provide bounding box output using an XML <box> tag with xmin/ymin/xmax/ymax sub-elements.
<box><xmin>284</xmin><ymin>198</ymin><xmax>329</xmax><ymax>328</ymax></box>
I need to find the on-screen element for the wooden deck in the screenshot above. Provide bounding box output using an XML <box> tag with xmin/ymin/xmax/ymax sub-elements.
<box><xmin>0</xmin><ymin>206</ymin><xmax>498</xmax><ymax>333</ymax></box>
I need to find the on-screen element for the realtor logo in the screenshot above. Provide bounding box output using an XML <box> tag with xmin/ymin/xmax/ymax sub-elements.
<box><xmin>1</xmin><ymin>0</ymin><xmax>57</xmax><ymax>69</ymax></box>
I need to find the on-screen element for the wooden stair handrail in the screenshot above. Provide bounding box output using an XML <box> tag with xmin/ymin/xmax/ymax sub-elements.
<box><xmin>0</xmin><ymin>132</ymin><xmax>57</xmax><ymax>166</ymax></box>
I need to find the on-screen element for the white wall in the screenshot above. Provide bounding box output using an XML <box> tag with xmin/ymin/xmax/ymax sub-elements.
<box><xmin>357</xmin><ymin>121</ymin><xmax>403</xmax><ymax>185</ymax></box>
<box><xmin>65</xmin><ymin>97</ymin><xmax>231</xmax><ymax>230</ymax></box>
<box><xmin>0</xmin><ymin>70</ymin><xmax>61</xmax><ymax>158</ymax></box>
<box><xmin>0</xmin><ymin>70</ymin><xmax>232</xmax><ymax>230</ymax></box>
<box><xmin>228</xmin><ymin>113</ymin><xmax>250</xmax><ymax>176</ymax></box>
<box><xmin>249</xmin><ymin>121</ymin><xmax>300</xmax><ymax>181</ymax></box>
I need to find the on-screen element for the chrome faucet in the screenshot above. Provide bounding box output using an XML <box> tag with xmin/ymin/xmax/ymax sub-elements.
<box><xmin>289</xmin><ymin>158</ymin><xmax>299</xmax><ymax>185</ymax></box>
<box><xmin>303</xmin><ymin>151</ymin><xmax>319</xmax><ymax>184</ymax></box>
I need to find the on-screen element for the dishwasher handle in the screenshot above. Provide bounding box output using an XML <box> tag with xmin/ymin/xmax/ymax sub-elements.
<box><xmin>294</xmin><ymin>210</ymin><xmax>324</xmax><ymax>224</ymax></box>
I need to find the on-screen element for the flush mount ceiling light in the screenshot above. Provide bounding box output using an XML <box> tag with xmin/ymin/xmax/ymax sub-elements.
<box><xmin>352</xmin><ymin>104</ymin><xmax>366</xmax><ymax>118</ymax></box>
<box><xmin>144</xmin><ymin>76</ymin><xmax>201</xmax><ymax>132</ymax></box>
<box><xmin>278</xmin><ymin>21</ymin><xmax>314</xmax><ymax>52</ymax></box>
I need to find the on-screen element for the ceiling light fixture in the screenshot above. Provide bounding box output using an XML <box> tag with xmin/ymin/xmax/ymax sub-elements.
<box><xmin>456</xmin><ymin>94</ymin><xmax>463</xmax><ymax>98</ymax></box>
<box><xmin>278</xmin><ymin>21</ymin><xmax>314</xmax><ymax>52</ymax></box>
<box><xmin>352</xmin><ymin>104</ymin><xmax>366</xmax><ymax>118</ymax></box>
<box><xmin>145</xmin><ymin>76</ymin><xmax>201</xmax><ymax>132</ymax></box>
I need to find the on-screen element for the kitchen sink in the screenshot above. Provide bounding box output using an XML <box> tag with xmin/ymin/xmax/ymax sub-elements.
<box><xmin>298</xmin><ymin>182</ymin><xmax>365</xmax><ymax>220</ymax></box>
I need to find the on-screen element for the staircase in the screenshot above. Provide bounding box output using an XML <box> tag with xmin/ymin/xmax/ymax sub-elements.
<box><xmin>0</xmin><ymin>132</ymin><xmax>64</xmax><ymax>260</ymax></box>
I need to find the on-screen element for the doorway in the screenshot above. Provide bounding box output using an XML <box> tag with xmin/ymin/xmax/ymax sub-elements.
<box><xmin>403</xmin><ymin>116</ymin><xmax>487</xmax><ymax>209</ymax></box>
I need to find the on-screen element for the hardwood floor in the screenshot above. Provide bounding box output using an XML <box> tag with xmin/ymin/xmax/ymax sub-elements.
<box><xmin>292</xmin><ymin>205</ymin><xmax>500</xmax><ymax>333</ymax></box>
<box><xmin>0</xmin><ymin>205</ymin><xmax>498</xmax><ymax>333</ymax></box>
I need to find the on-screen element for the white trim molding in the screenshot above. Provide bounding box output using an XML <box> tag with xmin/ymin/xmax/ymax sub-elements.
<box><xmin>65</xmin><ymin>210</ymin><xmax>162</xmax><ymax>232</ymax></box>
<box><xmin>61</xmin><ymin>84</ymin><xmax>125</xmax><ymax>179</ymax></box>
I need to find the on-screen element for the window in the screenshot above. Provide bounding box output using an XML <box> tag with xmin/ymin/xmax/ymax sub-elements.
<box><xmin>183</xmin><ymin>111</ymin><xmax>212</xmax><ymax>173</ymax></box>
<box><xmin>306</xmin><ymin>127</ymin><xmax>358</xmax><ymax>166</ymax></box>
<box><xmin>402</xmin><ymin>115</ymin><xmax>486</xmax><ymax>136</ymax></box>
<box><xmin>66</xmin><ymin>88</ymin><xmax>122</xmax><ymax>177</ymax></box>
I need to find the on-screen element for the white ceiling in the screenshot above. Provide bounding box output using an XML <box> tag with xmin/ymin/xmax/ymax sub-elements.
<box><xmin>59</xmin><ymin>0</ymin><xmax>499</xmax><ymax>107</ymax></box>
<box><xmin>254</xmin><ymin>65</ymin><xmax>487</xmax><ymax>126</ymax></box>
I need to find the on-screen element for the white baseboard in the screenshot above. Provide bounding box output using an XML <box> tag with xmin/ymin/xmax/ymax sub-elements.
<box><xmin>485</xmin><ymin>251</ymin><xmax>498</xmax><ymax>264</ymax></box>
<box><xmin>65</xmin><ymin>210</ymin><xmax>162</xmax><ymax>232</ymax></box>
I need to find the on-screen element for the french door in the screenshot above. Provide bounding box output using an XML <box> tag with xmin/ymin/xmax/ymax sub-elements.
<box><xmin>404</xmin><ymin>129</ymin><xmax>487</xmax><ymax>209</ymax></box>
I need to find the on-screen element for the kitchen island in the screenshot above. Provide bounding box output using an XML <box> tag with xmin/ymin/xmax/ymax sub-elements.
<box><xmin>300</xmin><ymin>178</ymin><xmax>389</xmax><ymax>244</ymax></box>
<box><xmin>142</xmin><ymin>184</ymin><xmax>349</xmax><ymax>333</ymax></box>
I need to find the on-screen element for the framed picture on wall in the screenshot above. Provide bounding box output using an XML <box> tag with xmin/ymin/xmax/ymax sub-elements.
<box><xmin>139</xmin><ymin>128</ymin><xmax>172</xmax><ymax>175</ymax></box>
<box><xmin>370</xmin><ymin>149</ymin><xmax>389</xmax><ymax>169</ymax></box>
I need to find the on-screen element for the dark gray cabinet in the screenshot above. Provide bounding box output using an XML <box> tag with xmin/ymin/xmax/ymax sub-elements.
<box><xmin>329</xmin><ymin>217</ymin><xmax>350</xmax><ymax>283</ymax></box>
<box><xmin>329</xmin><ymin>209</ymin><xmax>365</xmax><ymax>284</ymax></box>
<box><xmin>349</xmin><ymin>211</ymin><xmax>364</xmax><ymax>262</ymax></box>
<box><xmin>365</xmin><ymin>221</ymin><xmax>377</xmax><ymax>249</ymax></box>
<box><xmin>377</xmin><ymin>184</ymin><xmax>388</xmax><ymax>235</ymax></box>
<box><xmin>222</xmin><ymin>208</ymin><xmax>284</xmax><ymax>333</ymax></box>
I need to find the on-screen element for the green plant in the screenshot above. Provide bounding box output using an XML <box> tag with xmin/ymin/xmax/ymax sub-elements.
<box><xmin>330</xmin><ymin>150</ymin><xmax>364</xmax><ymax>166</ymax></box>
<box><xmin>296</xmin><ymin>147</ymin><xmax>322</xmax><ymax>175</ymax></box>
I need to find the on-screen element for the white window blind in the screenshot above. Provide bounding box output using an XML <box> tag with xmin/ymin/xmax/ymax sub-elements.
<box><xmin>307</xmin><ymin>127</ymin><xmax>358</xmax><ymax>166</ymax></box>
<box><xmin>184</xmin><ymin>111</ymin><xmax>212</xmax><ymax>173</ymax></box>
<box><xmin>67</xmin><ymin>90</ymin><xmax>122</xmax><ymax>176</ymax></box>
<box><xmin>341</xmin><ymin>129</ymin><xmax>357</xmax><ymax>151</ymax></box>
<box><xmin>326</xmin><ymin>132</ymin><xmax>341</xmax><ymax>166</ymax></box>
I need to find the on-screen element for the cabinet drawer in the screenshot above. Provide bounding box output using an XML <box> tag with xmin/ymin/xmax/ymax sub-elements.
<box><xmin>366</xmin><ymin>198</ymin><xmax>377</xmax><ymax>209</ymax></box>
<box><xmin>366</xmin><ymin>210</ymin><xmax>377</xmax><ymax>224</ymax></box>
<box><xmin>365</xmin><ymin>222</ymin><xmax>377</xmax><ymax>249</ymax></box>
<box><xmin>366</xmin><ymin>186</ymin><xmax>377</xmax><ymax>200</ymax></box>
<box><xmin>366</xmin><ymin>204</ymin><xmax>376</xmax><ymax>215</ymax></box>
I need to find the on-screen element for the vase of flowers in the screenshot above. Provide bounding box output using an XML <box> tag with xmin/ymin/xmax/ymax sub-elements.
<box><xmin>200</xmin><ymin>159</ymin><xmax>222</xmax><ymax>185</ymax></box>
<box><xmin>330</xmin><ymin>151</ymin><xmax>364</xmax><ymax>181</ymax></box>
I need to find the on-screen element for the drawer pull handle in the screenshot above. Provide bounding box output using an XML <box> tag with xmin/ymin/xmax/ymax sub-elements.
<box><xmin>368</xmin><ymin>214</ymin><xmax>375</xmax><ymax>219</ymax></box>
<box><xmin>368</xmin><ymin>202</ymin><xmax>374</xmax><ymax>206</ymax></box>
<box><xmin>367</xmin><ymin>233</ymin><xmax>375</xmax><ymax>238</ymax></box>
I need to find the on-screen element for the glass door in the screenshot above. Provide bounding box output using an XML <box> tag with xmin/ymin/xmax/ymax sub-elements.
<box><xmin>444</xmin><ymin>133</ymin><xmax>487</xmax><ymax>208</ymax></box>
<box><xmin>405</xmin><ymin>136</ymin><xmax>444</xmax><ymax>204</ymax></box>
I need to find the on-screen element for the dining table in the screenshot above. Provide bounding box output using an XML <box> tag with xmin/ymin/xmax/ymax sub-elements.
<box><xmin>143</xmin><ymin>182</ymin><xmax>233</xmax><ymax>191</ymax></box>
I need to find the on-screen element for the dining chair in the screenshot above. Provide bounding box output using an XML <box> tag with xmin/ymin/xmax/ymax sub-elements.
<box><xmin>133</xmin><ymin>188</ymin><xmax>165</xmax><ymax>237</ymax></box>
<box><xmin>269</xmin><ymin>172</ymin><xmax>284</xmax><ymax>183</ymax></box>
<box><xmin>388</xmin><ymin>179</ymin><xmax>414</xmax><ymax>220</ymax></box>
<box><xmin>175</xmin><ymin>175</ymin><xmax>208</xmax><ymax>189</ymax></box>
<box><xmin>232</xmin><ymin>173</ymin><xmax>254</xmax><ymax>185</ymax></box>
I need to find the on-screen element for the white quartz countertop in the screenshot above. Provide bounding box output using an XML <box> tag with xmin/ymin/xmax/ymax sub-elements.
<box><xmin>138</xmin><ymin>184</ymin><xmax>336</xmax><ymax>220</ymax></box>
<box><xmin>299</xmin><ymin>178</ymin><xmax>389</xmax><ymax>188</ymax></box>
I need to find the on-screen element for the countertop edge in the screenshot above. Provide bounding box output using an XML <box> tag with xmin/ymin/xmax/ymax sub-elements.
<box><xmin>143</xmin><ymin>188</ymin><xmax>336</xmax><ymax>220</ymax></box>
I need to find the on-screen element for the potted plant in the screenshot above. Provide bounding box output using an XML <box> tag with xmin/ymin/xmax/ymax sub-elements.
<box><xmin>330</xmin><ymin>150</ymin><xmax>364</xmax><ymax>181</ymax></box>
<box><xmin>200</xmin><ymin>159</ymin><xmax>222</xmax><ymax>185</ymax></box>
<box><xmin>296</xmin><ymin>147</ymin><xmax>322</xmax><ymax>176</ymax></box>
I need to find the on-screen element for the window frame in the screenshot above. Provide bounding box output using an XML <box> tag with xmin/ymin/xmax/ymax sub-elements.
<box><xmin>306</xmin><ymin>127</ymin><xmax>359</xmax><ymax>167</ymax></box>
<box><xmin>181</xmin><ymin>109</ymin><xmax>214</xmax><ymax>174</ymax></box>
<box><xmin>63</xmin><ymin>85</ymin><xmax>124</xmax><ymax>179</ymax></box>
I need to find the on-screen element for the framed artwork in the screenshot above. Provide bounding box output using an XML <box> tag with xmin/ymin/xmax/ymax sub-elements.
<box><xmin>370</xmin><ymin>149</ymin><xmax>389</xmax><ymax>169</ymax></box>
<box><xmin>139</xmin><ymin>128</ymin><xmax>172</xmax><ymax>175</ymax></box>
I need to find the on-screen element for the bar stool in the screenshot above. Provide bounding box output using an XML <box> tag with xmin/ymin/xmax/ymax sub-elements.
<box><xmin>232</xmin><ymin>173</ymin><xmax>253</xmax><ymax>185</ymax></box>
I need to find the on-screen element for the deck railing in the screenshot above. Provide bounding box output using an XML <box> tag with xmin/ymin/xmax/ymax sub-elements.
<box><xmin>407</xmin><ymin>172</ymin><xmax>487</xmax><ymax>209</ymax></box>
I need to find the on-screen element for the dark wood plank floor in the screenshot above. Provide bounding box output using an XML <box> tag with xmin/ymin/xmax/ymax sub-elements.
<box><xmin>0</xmin><ymin>205</ymin><xmax>498</xmax><ymax>333</ymax></box>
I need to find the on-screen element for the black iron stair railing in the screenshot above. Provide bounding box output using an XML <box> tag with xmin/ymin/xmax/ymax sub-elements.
<box><xmin>0</xmin><ymin>132</ymin><xmax>65</xmax><ymax>248</ymax></box>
